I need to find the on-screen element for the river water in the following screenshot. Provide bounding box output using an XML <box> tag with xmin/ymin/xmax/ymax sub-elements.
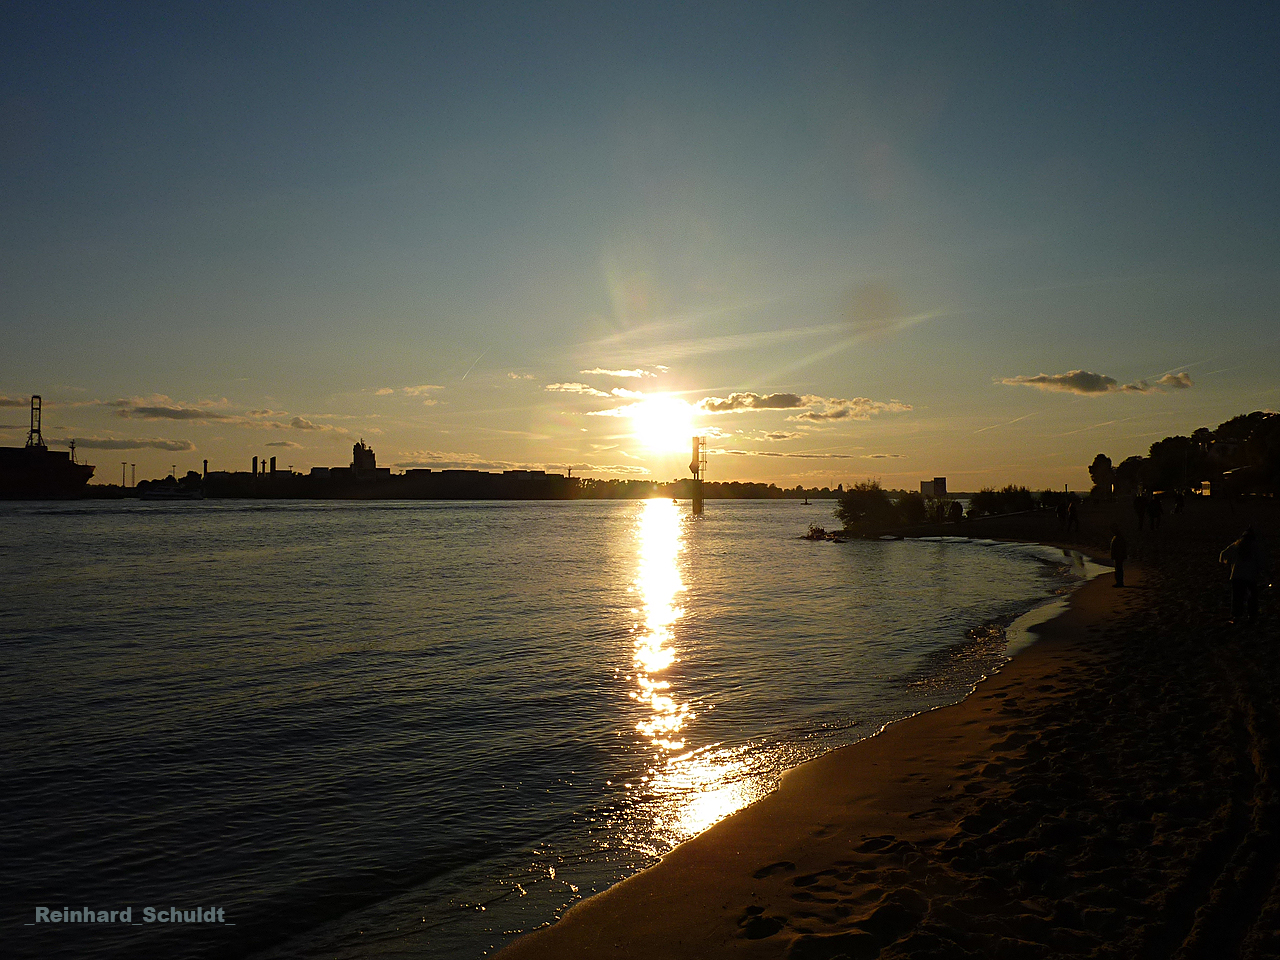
<box><xmin>1</xmin><ymin>499</ymin><xmax>1090</xmax><ymax>959</ymax></box>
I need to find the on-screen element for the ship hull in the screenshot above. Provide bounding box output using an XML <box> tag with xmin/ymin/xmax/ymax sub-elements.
<box><xmin>0</xmin><ymin>447</ymin><xmax>95</xmax><ymax>499</ymax></box>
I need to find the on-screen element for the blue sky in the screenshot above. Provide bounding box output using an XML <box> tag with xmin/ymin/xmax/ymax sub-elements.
<box><xmin>3</xmin><ymin>2</ymin><xmax>1277</xmax><ymax>487</ymax></box>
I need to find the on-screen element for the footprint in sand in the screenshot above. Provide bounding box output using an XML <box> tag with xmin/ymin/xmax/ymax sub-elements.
<box><xmin>736</xmin><ymin>906</ymin><xmax>785</xmax><ymax>939</ymax></box>
<box><xmin>752</xmin><ymin>860</ymin><xmax>796</xmax><ymax>879</ymax></box>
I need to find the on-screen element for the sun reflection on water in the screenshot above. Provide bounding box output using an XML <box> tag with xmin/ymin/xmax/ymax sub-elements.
<box><xmin>632</xmin><ymin>498</ymin><xmax>689</xmax><ymax>750</ymax></box>
<box><xmin>626</xmin><ymin>498</ymin><xmax>761</xmax><ymax>846</ymax></box>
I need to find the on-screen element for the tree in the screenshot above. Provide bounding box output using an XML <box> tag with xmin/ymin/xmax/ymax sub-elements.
<box><xmin>894</xmin><ymin>491</ymin><xmax>928</xmax><ymax>525</ymax></box>
<box><xmin>1088</xmin><ymin>454</ymin><xmax>1114</xmax><ymax>498</ymax></box>
<box><xmin>835</xmin><ymin>480</ymin><xmax>896</xmax><ymax>529</ymax></box>
<box><xmin>1113</xmin><ymin>456</ymin><xmax>1147</xmax><ymax>495</ymax></box>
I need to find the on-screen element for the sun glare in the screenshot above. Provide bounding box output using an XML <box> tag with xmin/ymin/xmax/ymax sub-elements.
<box><xmin>628</xmin><ymin>395</ymin><xmax>696</xmax><ymax>453</ymax></box>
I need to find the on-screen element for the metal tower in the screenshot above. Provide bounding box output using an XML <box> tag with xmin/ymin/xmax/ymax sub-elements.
<box><xmin>26</xmin><ymin>395</ymin><xmax>45</xmax><ymax>449</ymax></box>
<box><xmin>689</xmin><ymin>435</ymin><xmax>707</xmax><ymax>514</ymax></box>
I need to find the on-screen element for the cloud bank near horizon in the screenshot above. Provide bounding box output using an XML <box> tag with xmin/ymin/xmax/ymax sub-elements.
<box><xmin>999</xmin><ymin>370</ymin><xmax>1194</xmax><ymax>395</ymax></box>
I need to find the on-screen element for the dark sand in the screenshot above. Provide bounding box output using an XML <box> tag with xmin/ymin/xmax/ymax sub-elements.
<box><xmin>499</xmin><ymin>497</ymin><xmax>1279</xmax><ymax>959</ymax></box>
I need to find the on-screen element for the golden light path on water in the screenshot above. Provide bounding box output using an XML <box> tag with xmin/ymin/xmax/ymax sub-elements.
<box><xmin>628</xmin><ymin>498</ymin><xmax>757</xmax><ymax>844</ymax></box>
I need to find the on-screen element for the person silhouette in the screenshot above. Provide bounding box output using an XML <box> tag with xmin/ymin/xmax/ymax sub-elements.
<box><xmin>1110</xmin><ymin>524</ymin><xmax>1128</xmax><ymax>588</ymax></box>
<box><xmin>1148</xmin><ymin>496</ymin><xmax>1163</xmax><ymax>531</ymax></box>
<box><xmin>1066</xmin><ymin>498</ymin><xmax>1080</xmax><ymax>535</ymax></box>
<box><xmin>1220</xmin><ymin>528</ymin><xmax>1270</xmax><ymax>623</ymax></box>
<box><xmin>1132</xmin><ymin>493</ymin><xmax>1146</xmax><ymax>531</ymax></box>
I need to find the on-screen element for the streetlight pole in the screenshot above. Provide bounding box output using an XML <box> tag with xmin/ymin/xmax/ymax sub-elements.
<box><xmin>121</xmin><ymin>462</ymin><xmax>126</xmax><ymax>487</ymax></box>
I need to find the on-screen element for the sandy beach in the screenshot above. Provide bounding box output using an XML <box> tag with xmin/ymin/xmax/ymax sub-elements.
<box><xmin>499</xmin><ymin>496</ymin><xmax>1280</xmax><ymax>959</ymax></box>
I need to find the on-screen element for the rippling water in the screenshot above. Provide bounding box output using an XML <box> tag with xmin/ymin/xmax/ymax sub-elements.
<box><xmin>2</xmin><ymin>499</ymin><xmax>1089</xmax><ymax>959</ymax></box>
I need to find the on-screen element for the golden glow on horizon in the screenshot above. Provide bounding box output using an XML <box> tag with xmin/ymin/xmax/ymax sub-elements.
<box><xmin>628</xmin><ymin>395</ymin><xmax>697</xmax><ymax>454</ymax></box>
<box><xmin>632</xmin><ymin>498</ymin><xmax>689</xmax><ymax>750</ymax></box>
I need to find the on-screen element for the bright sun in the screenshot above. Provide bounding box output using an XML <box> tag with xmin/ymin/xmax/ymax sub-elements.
<box><xmin>629</xmin><ymin>395</ymin><xmax>697</xmax><ymax>453</ymax></box>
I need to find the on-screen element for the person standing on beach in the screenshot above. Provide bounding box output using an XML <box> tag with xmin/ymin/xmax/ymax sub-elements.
<box><xmin>1220</xmin><ymin>528</ymin><xmax>1270</xmax><ymax>623</ymax></box>
<box><xmin>1110</xmin><ymin>524</ymin><xmax>1128</xmax><ymax>588</ymax></box>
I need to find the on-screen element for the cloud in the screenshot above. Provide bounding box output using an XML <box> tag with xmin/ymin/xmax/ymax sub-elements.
<box><xmin>576</xmin><ymin>464</ymin><xmax>652</xmax><ymax>475</ymax></box>
<box><xmin>71</xmin><ymin>437</ymin><xmax>196</xmax><ymax>451</ymax></box>
<box><xmin>694</xmin><ymin>392</ymin><xmax>910</xmax><ymax>423</ymax></box>
<box><xmin>720</xmin><ymin>449</ymin><xmax>863</xmax><ymax>459</ymax></box>
<box><xmin>376</xmin><ymin>385</ymin><xmax>444</xmax><ymax>397</ymax></box>
<box><xmin>394</xmin><ymin>449</ymin><xmax>552</xmax><ymax>471</ymax></box>
<box><xmin>265</xmin><ymin>440</ymin><xmax>302</xmax><ymax>448</ymax></box>
<box><xmin>0</xmin><ymin>396</ymin><xmax>27</xmax><ymax>407</ymax></box>
<box><xmin>394</xmin><ymin>450</ymin><xmax>652</xmax><ymax>476</ymax></box>
<box><xmin>763</xmin><ymin>431</ymin><xmax>804</xmax><ymax>441</ymax></box>
<box><xmin>113</xmin><ymin>401</ymin><xmax>230</xmax><ymax>421</ymax></box>
<box><xmin>546</xmin><ymin>382</ymin><xmax>611</xmax><ymax>397</ymax></box>
<box><xmin>864</xmin><ymin>453</ymin><xmax>907</xmax><ymax>459</ymax></box>
<box><xmin>786</xmin><ymin>397</ymin><xmax>913</xmax><ymax>423</ymax></box>
<box><xmin>508</xmin><ymin>372</ymin><xmax>536</xmax><ymax>380</ymax></box>
<box><xmin>291</xmin><ymin>417</ymin><xmax>323</xmax><ymax>430</ymax></box>
<box><xmin>999</xmin><ymin>370</ymin><xmax>1194</xmax><ymax>395</ymax></box>
<box><xmin>579</xmin><ymin>368</ymin><xmax>656</xmax><ymax>378</ymax></box>
<box><xmin>698</xmin><ymin>392</ymin><xmax>805</xmax><ymax>413</ymax></box>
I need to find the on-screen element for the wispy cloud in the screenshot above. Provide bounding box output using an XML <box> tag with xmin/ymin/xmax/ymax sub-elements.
<box><xmin>0</xmin><ymin>395</ymin><xmax>28</xmax><ymax>407</ymax></box>
<box><xmin>719</xmin><ymin>449</ymin><xmax>863</xmax><ymax>459</ymax></box>
<box><xmin>70</xmin><ymin>436</ymin><xmax>196</xmax><ymax>451</ymax></box>
<box><xmin>864</xmin><ymin>453</ymin><xmax>907</xmax><ymax>459</ymax></box>
<box><xmin>973</xmin><ymin>412</ymin><xmax>1038</xmax><ymax>435</ymax></box>
<box><xmin>265</xmin><ymin>440</ymin><xmax>302</xmax><ymax>448</ymax></box>
<box><xmin>998</xmin><ymin>370</ymin><xmax>1194</xmax><ymax>395</ymax></box>
<box><xmin>507</xmin><ymin>372</ymin><xmax>536</xmax><ymax>380</ymax></box>
<box><xmin>393</xmin><ymin>449</ymin><xmax>615</xmax><ymax>472</ymax></box>
<box><xmin>546</xmin><ymin>382</ymin><xmax>611</xmax><ymax>397</ymax></box>
<box><xmin>579</xmin><ymin>367</ymin><xmax>656</xmax><ymax>378</ymax></box>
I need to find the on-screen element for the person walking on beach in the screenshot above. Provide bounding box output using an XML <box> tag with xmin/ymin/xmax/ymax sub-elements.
<box><xmin>1220</xmin><ymin>528</ymin><xmax>1270</xmax><ymax>623</ymax></box>
<box><xmin>1148</xmin><ymin>495</ymin><xmax>1163</xmax><ymax>531</ymax></box>
<box><xmin>1110</xmin><ymin>524</ymin><xmax>1128</xmax><ymax>588</ymax></box>
<box><xmin>1066</xmin><ymin>498</ymin><xmax>1080</xmax><ymax>535</ymax></box>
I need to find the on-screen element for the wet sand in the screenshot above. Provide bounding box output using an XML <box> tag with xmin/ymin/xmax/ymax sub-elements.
<box><xmin>499</xmin><ymin>497</ymin><xmax>1279</xmax><ymax>959</ymax></box>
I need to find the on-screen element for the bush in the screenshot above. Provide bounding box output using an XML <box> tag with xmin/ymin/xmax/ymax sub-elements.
<box><xmin>968</xmin><ymin>484</ymin><xmax>1035</xmax><ymax>518</ymax></box>
<box><xmin>835</xmin><ymin>480</ymin><xmax>897</xmax><ymax>530</ymax></box>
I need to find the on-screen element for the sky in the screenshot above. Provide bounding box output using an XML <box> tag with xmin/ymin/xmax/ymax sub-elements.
<box><xmin>2</xmin><ymin>1</ymin><xmax>1278</xmax><ymax>489</ymax></box>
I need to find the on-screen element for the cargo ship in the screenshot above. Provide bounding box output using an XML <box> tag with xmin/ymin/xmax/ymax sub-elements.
<box><xmin>0</xmin><ymin>396</ymin><xmax>95</xmax><ymax>499</ymax></box>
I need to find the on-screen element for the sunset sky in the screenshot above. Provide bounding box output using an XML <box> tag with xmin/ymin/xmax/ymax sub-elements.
<box><xmin>3</xmin><ymin>2</ymin><xmax>1277</xmax><ymax>489</ymax></box>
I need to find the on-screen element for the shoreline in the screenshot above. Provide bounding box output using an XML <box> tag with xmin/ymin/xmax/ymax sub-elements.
<box><xmin>497</xmin><ymin>549</ymin><xmax>1127</xmax><ymax>959</ymax></box>
<box><xmin>499</xmin><ymin>499</ymin><xmax>1280</xmax><ymax>958</ymax></box>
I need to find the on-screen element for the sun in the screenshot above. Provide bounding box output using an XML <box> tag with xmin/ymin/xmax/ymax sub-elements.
<box><xmin>629</xmin><ymin>395</ymin><xmax>697</xmax><ymax>453</ymax></box>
